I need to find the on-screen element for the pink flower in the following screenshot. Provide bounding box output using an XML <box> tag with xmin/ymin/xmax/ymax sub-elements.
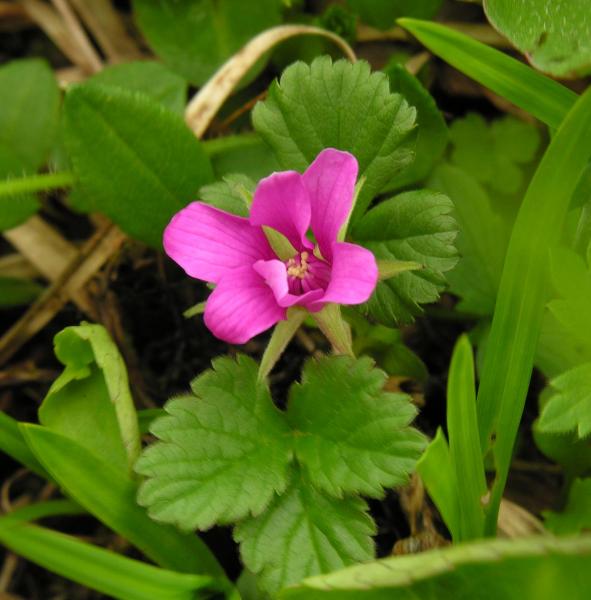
<box><xmin>163</xmin><ymin>148</ymin><xmax>378</xmax><ymax>344</ymax></box>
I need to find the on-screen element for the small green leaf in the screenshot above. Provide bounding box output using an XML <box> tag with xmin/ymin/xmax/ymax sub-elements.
<box><xmin>64</xmin><ymin>84</ymin><xmax>213</xmax><ymax>247</ymax></box>
<box><xmin>287</xmin><ymin>355</ymin><xmax>426</xmax><ymax>498</ymax></box>
<box><xmin>484</xmin><ymin>0</ymin><xmax>591</xmax><ymax>78</ymax></box>
<box><xmin>0</xmin><ymin>502</ymin><xmax>218</xmax><ymax>600</ymax></box>
<box><xmin>0</xmin><ymin>411</ymin><xmax>49</xmax><ymax>478</ymax></box>
<box><xmin>382</xmin><ymin>62</ymin><xmax>448</xmax><ymax>191</ymax></box>
<box><xmin>136</xmin><ymin>355</ymin><xmax>293</xmax><ymax>531</ymax></box>
<box><xmin>346</xmin><ymin>0</ymin><xmax>442</xmax><ymax>29</ymax></box>
<box><xmin>353</xmin><ymin>190</ymin><xmax>457</xmax><ymax>325</ymax></box>
<box><xmin>235</xmin><ymin>467</ymin><xmax>375</xmax><ymax>595</ymax></box>
<box><xmin>538</xmin><ymin>363</ymin><xmax>591</xmax><ymax>438</ymax></box>
<box><xmin>199</xmin><ymin>173</ymin><xmax>255</xmax><ymax>217</ymax></box>
<box><xmin>545</xmin><ymin>478</ymin><xmax>591</xmax><ymax>535</ymax></box>
<box><xmin>133</xmin><ymin>0</ymin><xmax>281</xmax><ymax>85</ymax></box>
<box><xmin>253</xmin><ymin>56</ymin><xmax>417</xmax><ymax>223</ymax></box>
<box><xmin>281</xmin><ymin>535</ymin><xmax>591</xmax><ymax>599</ymax></box>
<box><xmin>21</xmin><ymin>424</ymin><xmax>224</xmax><ymax>577</ymax></box>
<box><xmin>0</xmin><ymin>277</ymin><xmax>42</xmax><ymax>307</ymax></box>
<box><xmin>40</xmin><ymin>324</ymin><xmax>140</xmax><ymax>472</ymax></box>
<box><xmin>87</xmin><ymin>61</ymin><xmax>188</xmax><ymax>114</ymax></box>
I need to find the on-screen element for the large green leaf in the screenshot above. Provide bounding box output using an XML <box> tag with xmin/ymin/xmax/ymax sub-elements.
<box><xmin>252</xmin><ymin>56</ymin><xmax>417</xmax><ymax>223</ymax></box>
<box><xmin>545</xmin><ymin>478</ymin><xmax>591</xmax><ymax>535</ymax></box>
<box><xmin>133</xmin><ymin>0</ymin><xmax>281</xmax><ymax>86</ymax></box>
<box><xmin>353</xmin><ymin>190</ymin><xmax>457</xmax><ymax>325</ymax></box>
<box><xmin>475</xmin><ymin>85</ymin><xmax>591</xmax><ymax>534</ymax></box>
<box><xmin>484</xmin><ymin>0</ymin><xmax>591</xmax><ymax>78</ymax></box>
<box><xmin>87</xmin><ymin>61</ymin><xmax>188</xmax><ymax>114</ymax></box>
<box><xmin>235</xmin><ymin>467</ymin><xmax>375</xmax><ymax>595</ymax></box>
<box><xmin>136</xmin><ymin>355</ymin><xmax>293</xmax><ymax>531</ymax></box>
<box><xmin>64</xmin><ymin>84</ymin><xmax>213</xmax><ymax>247</ymax></box>
<box><xmin>287</xmin><ymin>355</ymin><xmax>425</xmax><ymax>498</ymax></box>
<box><xmin>40</xmin><ymin>323</ymin><xmax>140</xmax><ymax>473</ymax></box>
<box><xmin>281</xmin><ymin>535</ymin><xmax>591</xmax><ymax>599</ymax></box>
<box><xmin>21</xmin><ymin>425</ymin><xmax>225</xmax><ymax>578</ymax></box>
<box><xmin>398</xmin><ymin>19</ymin><xmax>577</xmax><ymax>129</ymax></box>
<box><xmin>0</xmin><ymin>502</ymin><xmax>217</xmax><ymax>600</ymax></box>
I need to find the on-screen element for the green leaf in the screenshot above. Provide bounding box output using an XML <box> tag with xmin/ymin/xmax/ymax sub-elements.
<box><xmin>64</xmin><ymin>84</ymin><xmax>213</xmax><ymax>247</ymax></box>
<box><xmin>429</xmin><ymin>164</ymin><xmax>509</xmax><ymax>315</ymax></box>
<box><xmin>381</xmin><ymin>63</ymin><xmax>448</xmax><ymax>191</ymax></box>
<box><xmin>86</xmin><ymin>61</ymin><xmax>188</xmax><ymax>114</ymax></box>
<box><xmin>0</xmin><ymin>502</ymin><xmax>217</xmax><ymax>600</ymax></box>
<box><xmin>538</xmin><ymin>363</ymin><xmax>591</xmax><ymax>438</ymax></box>
<box><xmin>446</xmin><ymin>335</ymin><xmax>486</xmax><ymax>541</ymax></box>
<box><xmin>346</xmin><ymin>0</ymin><xmax>441</xmax><ymax>29</ymax></box>
<box><xmin>136</xmin><ymin>355</ymin><xmax>293</xmax><ymax>531</ymax></box>
<box><xmin>475</xmin><ymin>83</ymin><xmax>591</xmax><ymax>535</ymax></box>
<box><xmin>281</xmin><ymin>535</ymin><xmax>591</xmax><ymax>599</ymax></box>
<box><xmin>21</xmin><ymin>424</ymin><xmax>225</xmax><ymax>578</ymax></box>
<box><xmin>398</xmin><ymin>19</ymin><xmax>577</xmax><ymax>129</ymax></box>
<box><xmin>287</xmin><ymin>355</ymin><xmax>425</xmax><ymax>498</ymax></box>
<box><xmin>133</xmin><ymin>0</ymin><xmax>281</xmax><ymax>86</ymax></box>
<box><xmin>415</xmin><ymin>428</ymin><xmax>460</xmax><ymax>541</ymax></box>
<box><xmin>0</xmin><ymin>59</ymin><xmax>60</xmax><ymax>171</ymax></box>
<box><xmin>199</xmin><ymin>173</ymin><xmax>255</xmax><ymax>217</ymax></box>
<box><xmin>0</xmin><ymin>276</ymin><xmax>42</xmax><ymax>307</ymax></box>
<box><xmin>0</xmin><ymin>411</ymin><xmax>49</xmax><ymax>478</ymax></box>
<box><xmin>484</xmin><ymin>0</ymin><xmax>591</xmax><ymax>78</ymax></box>
<box><xmin>353</xmin><ymin>190</ymin><xmax>458</xmax><ymax>325</ymax></box>
<box><xmin>235</xmin><ymin>467</ymin><xmax>375</xmax><ymax>595</ymax></box>
<box><xmin>40</xmin><ymin>324</ymin><xmax>140</xmax><ymax>472</ymax></box>
<box><xmin>545</xmin><ymin>478</ymin><xmax>591</xmax><ymax>535</ymax></box>
<box><xmin>252</xmin><ymin>56</ymin><xmax>417</xmax><ymax>223</ymax></box>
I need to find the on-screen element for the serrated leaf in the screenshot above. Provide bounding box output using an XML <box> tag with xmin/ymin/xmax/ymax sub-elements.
<box><xmin>484</xmin><ymin>0</ymin><xmax>591</xmax><ymax>78</ymax></box>
<box><xmin>199</xmin><ymin>173</ymin><xmax>255</xmax><ymax>217</ymax></box>
<box><xmin>133</xmin><ymin>0</ymin><xmax>281</xmax><ymax>86</ymax></box>
<box><xmin>381</xmin><ymin>62</ymin><xmax>447</xmax><ymax>191</ymax></box>
<box><xmin>281</xmin><ymin>535</ymin><xmax>591</xmax><ymax>599</ymax></box>
<box><xmin>353</xmin><ymin>190</ymin><xmax>457</xmax><ymax>325</ymax></box>
<box><xmin>87</xmin><ymin>61</ymin><xmax>187</xmax><ymax>114</ymax></box>
<box><xmin>235</xmin><ymin>467</ymin><xmax>375</xmax><ymax>595</ymax></box>
<box><xmin>544</xmin><ymin>478</ymin><xmax>591</xmax><ymax>535</ymax></box>
<box><xmin>136</xmin><ymin>355</ymin><xmax>292</xmax><ymax>531</ymax></box>
<box><xmin>252</xmin><ymin>56</ymin><xmax>417</xmax><ymax>223</ymax></box>
<box><xmin>64</xmin><ymin>84</ymin><xmax>213</xmax><ymax>247</ymax></box>
<box><xmin>40</xmin><ymin>324</ymin><xmax>140</xmax><ymax>473</ymax></box>
<box><xmin>538</xmin><ymin>363</ymin><xmax>591</xmax><ymax>438</ymax></box>
<box><xmin>287</xmin><ymin>355</ymin><xmax>425</xmax><ymax>498</ymax></box>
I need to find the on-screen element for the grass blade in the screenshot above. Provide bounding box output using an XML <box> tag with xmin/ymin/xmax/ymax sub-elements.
<box><xmin>476</xmin><ymin>85</ymin><xmax>591</xmax><ymax>534</ymax></box>
<box><xmin>398</xmin><ymin>19</ymin><xmax>576</xmax><ymax>128</ymax></box>
<box><xmin>0</xmin><ymin>502</ymin><xmax>215</xmax><ymax>600</ymax></box>
<box><xmin>446</xmin><ymin>335</ymin><xmax>486</xmax><ymax>541</ymax></box>
<box><xmin>0</xmin><ymin>412</ymin><xmax>49</xmax><ymax>479</ymax></box>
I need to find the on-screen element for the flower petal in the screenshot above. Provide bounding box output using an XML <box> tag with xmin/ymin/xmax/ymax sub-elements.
<box><xmin>163</xmin><ymin>202</ymin><xmax>272</xmax><ymax>284</ymax></box>
<box><xmin>310</xmin><ymin>242</ymin><xmax>378</xmax><ymax>309</ymax></box>
<box><xmin>204</xmin><ymin>266</ymin><xmax>285</xmax><ymax>344</ymax></box>
<box><xmin>253</xmin><ymin>259</ymin><xmax>324</xmax><ymax>308</ymax></box>
<box><xmin>250</xmin><ymin>171</ymin><xmax>312</xmax><ymax>251</ymax></box>
<box><xmin>303</xmin><ymin>148</ymin><xmax>358</xmax><ymax>261</ymax></box>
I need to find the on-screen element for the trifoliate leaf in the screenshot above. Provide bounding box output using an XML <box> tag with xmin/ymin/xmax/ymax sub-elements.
<box><xmin>287</xmin><ymin>356</ymin><xmax>426</xmax><ymax>498</ymax></box>
<box><xmin>136</xmin><ymin>355</ymin><xmax>292</xmax><ymax>531</ymax></box>
<box><xmin>199</xmin><ymin>173</ymin><xmax>255</xmax><ymax>217</ymax></box>
<box><xmin>353</xmin><ymin>190</ymin><xmax>458</xmax><ymax>325</ymax></box>
<box><xmin>235</xmin><ymin>467</ymin><xmax>375</xmax><ymax>595</ymax></box>
<box><xmin>64</xmin><ymin>84</ymin><xmax>213</xmax><ymax>247</ymax></box>
<box><xmin>538</xmin><ymin>363</ymin><xmax>591</xmax><ymax>438</ymax></box>
<box><xmin>544</xmin><ymin>478</ymin><xmax>591</xmax><ymax>535</ymax></box>
<box><xmin>252</xmin><ymin>56</ymin><xmax>417</xmax><ymax>223</ymax></box>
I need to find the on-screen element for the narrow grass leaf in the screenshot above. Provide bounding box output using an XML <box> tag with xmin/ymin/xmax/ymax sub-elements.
<box><xmin>0</xmin><ymin>412</ymin><xmax>49</xmax><ymax>478</ymax></box>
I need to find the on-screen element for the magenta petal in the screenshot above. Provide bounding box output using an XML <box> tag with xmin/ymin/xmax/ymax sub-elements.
<box><xmin>303</xmin><ymin>149</ymin><xmax>358</xmax><ymax>261</ymax></box>
<box><xmin>311</xmin><ymin>242</ymin><xmax>378</xmax><ymax>309</ymax></box>
<box><xmin>250</xmin><ymin>171</ymin><xmax>312</xmax><ymax>251</ymax></box>
<box><xmin>163</xmin><ymin>202</ymin><xmax>272</xmax><ymax>284</ymax></box>
<box><xmin>204</xmin><ymin>266</ymin><xmax>285</xmax><ymax>344</ymax></box>
<box><xmin>253</xmin><ymin>259</ymin><xmax>324</xmax><ymax>308</ymax></box>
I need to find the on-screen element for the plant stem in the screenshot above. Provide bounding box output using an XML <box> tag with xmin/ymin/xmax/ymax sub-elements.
<box><xmin>0</xmin><ymin>171</ymin><xmax>76</xmax><ymax>198</ymax></box>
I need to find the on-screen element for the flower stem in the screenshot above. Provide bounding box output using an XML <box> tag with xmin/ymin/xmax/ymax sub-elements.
<box><xmin>312</xmin><ymin>303</ymin><xmax>354</xmax><ymax>357</ymax></box>
<box><xmin>0</xmin><ymin>171</ymin><xmax>76</xmax><ymax>198</ymax></box>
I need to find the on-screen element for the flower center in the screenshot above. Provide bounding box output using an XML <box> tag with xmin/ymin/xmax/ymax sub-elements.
<box><xmin>286</xmin><ymin>251</ymin><xmax>310</xmax><ymax>279</ymax></box>
<box><xmin>284</xmin><ymin>250</ymin><xmax>331</xmax><ymax>296</ymax></box>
